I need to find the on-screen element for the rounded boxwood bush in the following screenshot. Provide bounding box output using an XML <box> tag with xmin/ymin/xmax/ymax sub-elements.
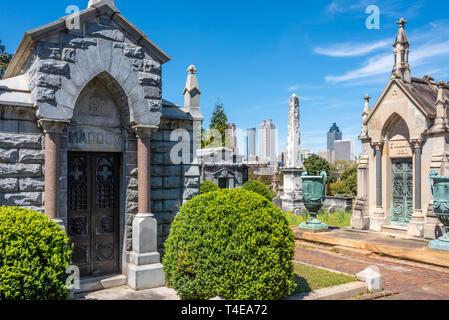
<box><xmin>243</xmin><ymin>180</ymin><xmax>273</xmax><ymax>201</ymax></box>
<box><xmin>0</xmin><ymin>206</ymin><xmax>72</xmax><ymax>300</ymax></box>
<box><xmin>163</xmin><ymin>189</ymin><xmax>296</xmax><ymax>300</ymax></box>
<box><xmin>200</xmin><ymin>181</ymin><xmax>219</xmax><ymax>194</ymax></box>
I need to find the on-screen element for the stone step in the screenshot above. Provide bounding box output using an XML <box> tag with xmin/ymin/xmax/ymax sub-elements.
<box><xmin>381</xmin><ymin>225</ymin><xmax>408</xmax><ymax>236</ymax></box>
<box><xmin>75</xmin><ymin>274</ymin><xmax>127</xmax><ymax>294</ymax></box>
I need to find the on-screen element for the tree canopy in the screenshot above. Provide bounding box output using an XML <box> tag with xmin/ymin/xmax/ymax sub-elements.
<box><xmin>0</xmin><ymin>41</ymin><xmax>12</xmax><ymax>79</ymax></box>
<box><xmin>203</xmin><ymin>100</ymin><xmax>229</xmax><ymax>148</ymax></box>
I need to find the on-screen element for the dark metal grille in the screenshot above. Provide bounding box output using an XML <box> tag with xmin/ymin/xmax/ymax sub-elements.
<box><xmin>68</xmin><ymin>157</ymin><xmax>88</xmax><ymax>211</ymax></box>
<box><xmin>96</xmin><ymin>157</ymin><xmax>115</xmax><ymax>209</ymax></box>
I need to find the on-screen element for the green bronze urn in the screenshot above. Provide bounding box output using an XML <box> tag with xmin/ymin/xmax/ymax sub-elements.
<box><xmin>429</xmin><ymin>170</ymin><xmax>449</xmax><ymax>251</ymax></box>
<box><xmin>299</xmin><ymin>171</ymin><xmax>328</xmax><ymax>231</ymax></box>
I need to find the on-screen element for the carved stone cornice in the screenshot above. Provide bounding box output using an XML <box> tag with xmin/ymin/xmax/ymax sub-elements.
<box><xmin>132</xmin><ymin>124</ymin><xmax>158</xmax><ymax>139</ymax></box>
<box><xmin>37</xmin><ymin>119</ymin><xmax>69</xmax><ymax>134</ymax></box>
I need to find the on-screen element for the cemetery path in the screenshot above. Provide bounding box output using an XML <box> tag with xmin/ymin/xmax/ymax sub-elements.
<box><xmin>294</xmin><ymin>242</ymin><xmax>449</xmax><ymax>300</ymax></box>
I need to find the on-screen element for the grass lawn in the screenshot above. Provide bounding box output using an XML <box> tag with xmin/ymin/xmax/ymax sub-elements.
<box><xmin>284</xmin><ymin>210</ymin><xmax>352</xmax><ymax>228</ymax></box>
<box><xmin>293</xmin><ymin>262</ymin><xmax>357</xmax><ymax>294</ymax></box>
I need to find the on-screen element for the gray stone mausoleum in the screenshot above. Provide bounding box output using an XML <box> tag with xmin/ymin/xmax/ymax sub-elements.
<box><xmin>0</xmin><ymin>0</ymin><xmax>204</xmax><ymax>290</ymax></box>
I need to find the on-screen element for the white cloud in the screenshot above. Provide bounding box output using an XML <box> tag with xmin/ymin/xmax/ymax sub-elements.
<box><xmin>314</xmin><ymin>39</ymin><xmax>391</xmax><ymax>57</ymax></box>
<box><xmin>325</xmin><ymin>41</ymin><xmax>449</xmax><ymax>83</ymax></box>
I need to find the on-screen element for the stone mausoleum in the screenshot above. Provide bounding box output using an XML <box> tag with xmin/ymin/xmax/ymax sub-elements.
<box><xmin>352</xmin><ymin>18</ymin><xmax>447</xmax><ymax>240</ymax></box>
<box><xmin>197</xmin><ymin>147</ymin><xmax>248</xmax><ymax>189</ymax></box>
<box><xmin>0</xmin><ymin>0</ymin><xmax>204</xmax><ymax>290</ymax></box>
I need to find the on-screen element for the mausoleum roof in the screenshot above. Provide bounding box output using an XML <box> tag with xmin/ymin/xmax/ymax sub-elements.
<box><xmin>402</xmin><ymin>77</ymin><xmax>449</xmax><ymax>118</ymax></box>
<box><xmin>4</xmin><ymin>1</ymin><xmax>170</xmax><ymax>79</ymax></box>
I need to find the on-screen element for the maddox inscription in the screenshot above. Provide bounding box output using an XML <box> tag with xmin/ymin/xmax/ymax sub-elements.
<box><xmin>389</xmin><ymin>139</ymin><xmax>412</xmax><ymax>158</ymax></box>
<box><xmin>68</xmin><ymin>126</ymin><xmax>122</xmax><ymax>152</ymax></box>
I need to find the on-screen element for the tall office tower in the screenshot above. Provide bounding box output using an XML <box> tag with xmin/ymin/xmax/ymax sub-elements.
<box><xmin>258</xmin><ymin>120</ymin><xmax>277</xmax><ymax>164</ymax></box>
<box><xmin>334</xmin><ymin>139</ymin><xmax>355</xmax><ymax>161</ymax></box>
<box><xmin>327</xmin><ymin>123</ymin><xmax>342</xmax><ymax>153</ymax></box>
<box><xmin>226</xmin><ymin>123</ymin><xmax>238</xmax><ymax>153</ymax></box>
<box><xmin>246</xmin><ymin>128</ymin><xmax>256</xmax><ymax>160</ymax></box>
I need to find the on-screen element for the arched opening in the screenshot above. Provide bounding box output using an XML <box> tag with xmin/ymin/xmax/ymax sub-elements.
<box><xmin>64</xmin><ymin>72</ymin><xmax>134</xmax><ymax>277</ymax></box>
<box><xmin>382</xmin><ymin>113</ymin><xmax>413</xmax><ymax>226</ymax></box>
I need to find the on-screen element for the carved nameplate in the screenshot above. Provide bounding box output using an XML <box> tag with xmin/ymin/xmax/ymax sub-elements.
<box><xmin>68</xmin><ymin>126</ymin><xmax>122</xmax><ymax>152</ymax></box>
<box><xmin>389</xmin><ymin>139</ymin><xmax>412</xmax><ymax>158</ymax></box>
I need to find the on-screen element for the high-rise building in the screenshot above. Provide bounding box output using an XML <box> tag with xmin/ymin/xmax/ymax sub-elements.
<box><xmin>334</xmin><ymin>139</ymin><xmax>355</xmax><ymax>161</ymax></box>
<box><xmin>327</xmin><ymin>123</ymin><xmax>342</xmax><ymax>152</ymax></box>
<box><xmin>245</xmin><ymin>128</ymin><xmax>256</xmax><ymax>160</ymax></box>
<box><xmin>226</xmin><ymin>123</ymin><xmax>238</xmax><ymax>153</ymax></box>
<box><xmin>258</xmin><ymin>120</ymin><xmax>277</xmax><ymax>164</ymax></box>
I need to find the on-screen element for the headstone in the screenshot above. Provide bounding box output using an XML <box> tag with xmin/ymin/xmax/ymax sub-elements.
<box><xmin>328</xmin><ymin>205</ymin><xmax>336</xmax><ymax>214</ymax></box>
<box><xmin>356</xmin><ymin>266</ymin><xmax>382</xmax><ymax>293</ymax></box>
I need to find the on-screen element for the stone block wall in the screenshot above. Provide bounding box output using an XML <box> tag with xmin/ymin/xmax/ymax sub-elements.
<box><xmin>0</xmin><ymin>106</ymin><xmax>44</xmax><ymax>212</ymax></box>
<box><xmin>150</xmin><ymin>118</ymin><xmax>200</xmax><ymax>254</ymax></box>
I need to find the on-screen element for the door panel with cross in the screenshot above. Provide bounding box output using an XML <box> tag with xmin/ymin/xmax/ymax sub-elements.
<box><xmin>67</xmin><ymin>152</ymin><xmax>120</xmax><ymax>277</ymax></box>
<box><xmin>391</xmin><ymin>158</ymin><xmax>413</xmax><ymax>223</ymax></box>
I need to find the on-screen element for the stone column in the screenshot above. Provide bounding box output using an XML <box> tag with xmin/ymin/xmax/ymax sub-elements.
<box><xmin>128</xmin><ymin>125</ymin><xmax>164</xmax><ymax>290</ymax></box>
<box><xmin>38</xmin><ymin>119</ymin><xmax>68</xmax><ymax>227</ymax></box>
<box><xmin>371</xmin><ymin>142</ymin><xmax>385</xmax><ymax>231</ymax></box>
<box><xmin>409</xmin><ymin>138</ymin><xmax>425</xmax><ymax>237</ymax></box>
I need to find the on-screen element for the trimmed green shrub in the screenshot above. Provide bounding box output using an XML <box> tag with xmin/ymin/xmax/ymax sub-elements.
<box><xmin>200</xmin><ymin>181</ymin><xmax>219</xmax><ymax>194</ymax></box>
<box><xmin>243</xmin><ymin>180</ymin><xmax>273</xmax><ymax>201</ymax></box>
<box><xmin>0</xmin><ymin>206</ymin><xmax>72</xmax><ymax>300</ymax></box>
<box><xmin>163</xmin><ymin>189</ymin><xmax>296</xmax><ymax>300</ymax></box>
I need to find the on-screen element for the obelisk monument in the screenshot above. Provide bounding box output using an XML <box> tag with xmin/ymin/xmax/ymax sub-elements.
<box><xmin>281</xmin><ymin>94</ymin><xmax>304</xmax><ymax>211</ymax></box>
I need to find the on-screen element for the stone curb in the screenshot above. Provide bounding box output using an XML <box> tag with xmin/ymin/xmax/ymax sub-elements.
<box><xmin>285</xmin><ymin>281</ymin><xmax>367</xmax><ymax>300</ymax></box>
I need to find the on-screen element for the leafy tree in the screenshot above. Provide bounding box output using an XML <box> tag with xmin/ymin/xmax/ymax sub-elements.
<box><xmin>0</xmin><ymin>41</ymin><xmax>12</xmax><ymax>79</ymax></box>
<box><xmin>328</xmin><ymin>164</ymin><xmax>358</xmax><ymax>197</ymax></box>
<box><xmin>207</xmin><ymin>101</ymin><xmax>228</xmax><ymax>147</ymax></box>
<box><xmin>303</xmin><ymin>155</ymin><xmax>336</xmax><ymax>182</ymax></box>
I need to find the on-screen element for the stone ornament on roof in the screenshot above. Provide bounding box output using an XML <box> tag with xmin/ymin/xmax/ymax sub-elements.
<box><xmin>88</xmin><ymin>0</ymin><xmax>115</xmax><ymax>8</ymax></box>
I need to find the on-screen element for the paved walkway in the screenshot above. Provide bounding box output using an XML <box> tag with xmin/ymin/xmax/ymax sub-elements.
<box><xmin>75</xmin><ymin>286</ymin><xmax>180</xmax><ymax>300</ymax></box>
<box><xmin>294</xmin><ymin>241</ymin><xmax>449</xmax><ymax>300</ymax></box>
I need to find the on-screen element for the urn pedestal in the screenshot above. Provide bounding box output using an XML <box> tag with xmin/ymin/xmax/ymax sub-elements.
<box><xmin>299</xmin><ymin>171</ymin><xmax>328</xmax><ymax>231</ymax></box>
<box><xmin>428</xmin><ymin>171</ymin><xmax>449</xmax><ymax>251</ymax></box>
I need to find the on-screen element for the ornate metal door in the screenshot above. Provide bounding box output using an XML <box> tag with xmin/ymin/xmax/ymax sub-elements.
<box><xmin>391</xmin><ymin>159</ymin><xmax>413</xmax><ymax>223</ymax></box>
<box><xmin>68</xmin><ymin>153</ymin><xmax>120</xmax><ymax>277</ymax></box>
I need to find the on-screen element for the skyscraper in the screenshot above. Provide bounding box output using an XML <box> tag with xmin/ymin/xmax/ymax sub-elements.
<box><xmin>258</xmin><ymin>120</ymin><xmax>277</xmax><ymax>164</ymax></box>
<box><xmin>327</xmin><ymin>123</ymin><xmax>342</xmax><ymax>153</ymax></box>
<box><xmin>334</xmin><ymin>139</ymin><xmax>355</xmax><ymax>161</ymax></box>
<box><xmin>245</xmin><ymin>128</ymin><xmax>256</xmax><ymax>160</ymax></box>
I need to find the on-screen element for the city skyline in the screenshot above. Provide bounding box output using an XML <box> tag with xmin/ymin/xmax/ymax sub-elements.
<box><xmin>4</xmin><ymin>1</ymin><xmax>449</xmax><ymax>157</ymax></box>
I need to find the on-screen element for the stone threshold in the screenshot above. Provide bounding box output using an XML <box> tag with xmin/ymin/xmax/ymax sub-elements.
<box><xmin>293</xmin><ymin>227</ymin><xmax>449</xmax><ymax>269</ymax></box>
<box><xmin>75</xmin><ymin>274</ymin><xmax>127</xmax><ymax>294</ymax></box>
<box><xmin>285</xmin><ymin>281</ymin><xmax>367</xmax><ymax>300</ymax></box>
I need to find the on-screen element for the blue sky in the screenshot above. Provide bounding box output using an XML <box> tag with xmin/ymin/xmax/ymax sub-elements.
<box><xmin>2</xmin><ymin>0</ymin><xmax>449</xmax><ymax>156</ymax></box>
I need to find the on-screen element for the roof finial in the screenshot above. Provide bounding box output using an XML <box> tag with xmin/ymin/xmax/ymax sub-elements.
<box><xmin>396</xmin><ymin>17</ymin><xmax>408</xmax><ymax>27</ymax></box>
<box><xmin>362</xmin><ymin>94</ymin><xmax>370</xmax><ymax>119</ymax></box>
<box><xmin>187</xmin><ymin>65</ymin><xmax>197</xmax><ymax>74</ymax></box>
<box><xmin>183</xmin><ymin>64</ymin><xmax>203</xmax><ymax>122</ymax></box>
<box><xmin>88</xmin><ymin>0</ymin><xmax>115</xmax><ymax>8</ymax></box>
<box><xmin>392</xmin><ymin>18</ymin><xmax>411</xmax><ymax>83</ymax></box>
<box><xmin>436</xmin><ymin>80</ymin><xmax>447</xmax><ymax>105</ymax></box>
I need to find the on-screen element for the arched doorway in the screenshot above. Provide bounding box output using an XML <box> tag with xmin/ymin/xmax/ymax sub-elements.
<box><xmin>66</xmin><ymin>73</ymin><xmax>131</xmax><ymax>277</ymax></box>
<box><xmin>382</xmin><ymin>113</ymin><xmax>413</xmax><ymax>225</ymax></box>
